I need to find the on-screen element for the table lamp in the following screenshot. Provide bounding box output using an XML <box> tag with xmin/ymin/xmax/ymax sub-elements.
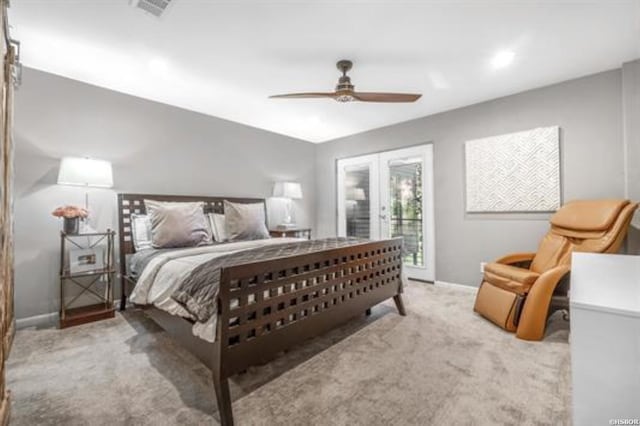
<box><xmin>57</xmin><ymin>157</ymin><xmax>113</xmax><ymax>231</ymax></box>
<box><xmin>272</xmin><ymin>181</ymin><xmax>302</xmax><ymax>229</ymax></box>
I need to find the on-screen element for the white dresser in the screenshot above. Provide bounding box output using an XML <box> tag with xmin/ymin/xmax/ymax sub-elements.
<box><xmin>571</xmin><ymin>252</ymin><xmax>640</xmax><ymax>426</ymax></box>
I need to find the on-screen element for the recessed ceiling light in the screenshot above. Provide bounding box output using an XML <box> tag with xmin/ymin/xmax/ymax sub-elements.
<box><xmin>491</xmin><ymin>50</ymin><xmax>515</xmax><ymax>69</ymax></box>
<box><xmin>428</xmin><ymin>71</ymin><xmax>450</xmax><ymax>90</ymax></box>
<box><xmin>148</xmin><ymin>57</ymin><xmax>169</xmax><ymax>75</ymax></box>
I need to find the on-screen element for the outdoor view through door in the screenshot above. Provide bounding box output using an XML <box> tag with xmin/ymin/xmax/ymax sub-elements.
<box><xmin>337</xmin><ymin>145</ymin><xmax>435</xmax><ymax>282</ymax></box>
<box><xmin>388</xmin><ymin>158</ymin><xmax>423</xmax><ymax>267</ymax></box>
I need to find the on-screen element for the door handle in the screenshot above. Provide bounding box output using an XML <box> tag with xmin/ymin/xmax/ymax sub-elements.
<box><xmin>380</xmin><ymin>214</ymin><xmax>387</xmax><ymax>220</ymax></box>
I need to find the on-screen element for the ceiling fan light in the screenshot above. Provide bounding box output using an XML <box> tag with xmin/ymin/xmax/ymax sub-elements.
<box><xmin>336</xmin><ymin>94</ymin><xmax>355</xmax><ymax>103</ymax></box>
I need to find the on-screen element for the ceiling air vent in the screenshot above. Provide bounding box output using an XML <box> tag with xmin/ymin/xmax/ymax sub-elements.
<box><xmin>131</xmin><ymin>0</ymin><xmax>173</xmax><ymax>18</ymax></box>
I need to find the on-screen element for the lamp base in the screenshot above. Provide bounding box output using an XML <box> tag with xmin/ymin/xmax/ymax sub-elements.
<box><xmin>277</xmin><ymin>223</ymin><xmax>298</xmax><ymax>229</ymax></box>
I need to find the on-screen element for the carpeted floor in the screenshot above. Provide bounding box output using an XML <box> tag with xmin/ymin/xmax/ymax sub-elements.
<box><xmin>7</xmin><ymin>282</ymin><xmax>571</xmax><ymax>425</ymax></box>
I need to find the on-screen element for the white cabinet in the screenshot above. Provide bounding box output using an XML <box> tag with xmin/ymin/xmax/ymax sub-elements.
<box><xmin>571</xmin><ymin>253</ymin><xmax>640</xmax><ymax>426</ymax></box>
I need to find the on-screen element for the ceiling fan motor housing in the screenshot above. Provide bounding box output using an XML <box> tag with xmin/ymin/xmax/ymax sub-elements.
<box><xmin>335</xmin><ymin>74</ymin><xmax>355</xmax><ymax>102</ymax></box>
<box><xmin>336</xmin><ymin>76</ymin><xmax>354</xmax><ymax>92</ymax></box>
<box><xmin>335</xmin><ymin>60</ymin><xmax>355</xmax><ymax>101</ymax></box>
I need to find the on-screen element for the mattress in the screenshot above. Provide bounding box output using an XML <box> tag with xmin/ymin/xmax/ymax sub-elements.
<box><xmin>129</xmin><ymin>237</ymin><xmax>303</xmax><ymax>342</ymax></box>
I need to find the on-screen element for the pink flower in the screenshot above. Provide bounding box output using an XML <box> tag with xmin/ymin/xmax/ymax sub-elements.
<box><xmin>52</xmin><ymin>205</ymin><xmax>89</xmax><ymax>219</ymax></box>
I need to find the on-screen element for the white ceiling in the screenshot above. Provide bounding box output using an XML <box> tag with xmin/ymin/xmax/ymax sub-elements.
<box><xmin>9</xmin><ymin>0</ymin><xmax>640</xmax><ymax>143</ymax></box>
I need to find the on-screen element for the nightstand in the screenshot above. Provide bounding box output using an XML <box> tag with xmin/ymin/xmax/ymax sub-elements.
<box><xmin>59</xmin><ymin>230</ymin><xmax>116</xmax><ymax>328</ymax></box>
<box><xmin>269</xmin><ymin>228</ymin><xmax>312</xmax><ymax>240</ymax></box>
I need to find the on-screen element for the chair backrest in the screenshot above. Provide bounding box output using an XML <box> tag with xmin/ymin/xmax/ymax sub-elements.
<box><xmin>529</xmin><ymin>199</ymin><xmax>638</xmax><ymax>274</ymax></box>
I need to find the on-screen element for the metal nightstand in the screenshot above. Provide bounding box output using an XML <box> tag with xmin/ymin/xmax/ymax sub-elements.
<box><xmin>59</xmin><ymin>230</ymin><xmax>116</xmax><ymax>328</ymax></box>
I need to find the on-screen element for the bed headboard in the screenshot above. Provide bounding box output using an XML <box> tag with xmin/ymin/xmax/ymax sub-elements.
<box><xmin>116</xmin><ymin>193</ymin><xmax>266</xmax><ymax>294</ymax></box>
<box><xmin>117</xmin><ymin>193</ymin><xmax>266</xmax><ymax>256</ymax></box>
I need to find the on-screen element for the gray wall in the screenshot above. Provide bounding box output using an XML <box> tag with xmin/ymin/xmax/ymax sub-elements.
<box><xmin>14</xmin><ymin>68</ymin><xmax>316</xmax><ymax>320</ymax></box>
<box><xmin>315</xmin><ymin>69</ymin><xmax>625</xmax><ymax>287</ymax></box>
<box><xmin>15</xmin><ymin>65</ymin><xmax>635</xmax><ymax>320</ymax></box>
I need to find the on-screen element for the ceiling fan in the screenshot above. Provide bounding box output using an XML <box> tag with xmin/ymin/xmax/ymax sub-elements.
<box><xmin>269</xmin><ymin>60</ymin><xmax>422</xmax><ymax>103</ymax></box>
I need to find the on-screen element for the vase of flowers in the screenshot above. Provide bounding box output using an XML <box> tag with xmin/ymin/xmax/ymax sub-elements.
<box><xmin>52</xmin><ymin>205</ymin><xmax>89</xmax><ymax>234</ymax></box>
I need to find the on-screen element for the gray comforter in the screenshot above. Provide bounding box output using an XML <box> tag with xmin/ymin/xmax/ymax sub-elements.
<box><xmin>171</xmin><ymin>237</ymin><xmax>368</xmax><ymax>322</ymax></box>
<box><xmin>129</xmin><ymin>248</ymin><xmax>175</xmax><ymax>277</ymax></box>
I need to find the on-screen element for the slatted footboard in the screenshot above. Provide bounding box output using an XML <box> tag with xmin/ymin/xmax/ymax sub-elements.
<box><xmin>212</xmin><ymin>238</ymin><xmax>405</xmax><ymax>426</ymax></box>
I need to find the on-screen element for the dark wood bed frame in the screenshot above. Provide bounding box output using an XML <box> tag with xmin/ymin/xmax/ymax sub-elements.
<box><xmin>117</xmin><ymin>193</ymin><xmax>406</xmax><ymax>426</ymax></box>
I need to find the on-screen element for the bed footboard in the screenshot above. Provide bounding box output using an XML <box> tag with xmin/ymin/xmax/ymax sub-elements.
<box><xmin>213</xmin><ymin>238</ymin><xmax>404</xmax><ymax>425</ymax></box>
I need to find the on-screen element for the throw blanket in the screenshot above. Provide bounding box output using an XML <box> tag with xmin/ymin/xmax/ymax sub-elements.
<box><xmin>171</xmin><ymin>237</ymin><xmax>368</xmax><ymax>322</ymax></box>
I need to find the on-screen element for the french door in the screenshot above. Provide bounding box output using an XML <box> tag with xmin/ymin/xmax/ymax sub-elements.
<box><xmin>337</xmin><ymin>145</ymin><xmax>435</xmax><ymax>282</ymax></box>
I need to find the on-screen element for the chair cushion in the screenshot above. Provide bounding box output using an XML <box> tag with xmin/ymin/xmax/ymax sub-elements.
<box><xmin>484</xmin><ymin>263</ymin><xmax>540</xmax><ymax>295</ymax></box>
<box><xmin>529</xmin><ymin>232</ymin><xmax>572</xmax><ymax>274</ymax></box>
<box><xmin>474</xmin><ymin>282</ymin><xmax>519</xmax><ymax>332</ymax></box>
<box><xmin>550</xmin><ymin>199</ymin><xmax>629</xmax><ymax>232</ymax></box>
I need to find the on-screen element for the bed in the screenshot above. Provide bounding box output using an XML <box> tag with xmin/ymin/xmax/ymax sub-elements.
<box><xmin>117</xmin><ymin>193</ymin><xmax>405</xmax><ymax>426</ymax></box>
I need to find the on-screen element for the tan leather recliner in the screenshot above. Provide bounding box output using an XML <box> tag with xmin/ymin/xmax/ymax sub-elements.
<box><xmin>474</xmin><ymin>199</ymin><xmax>638</xmax><ymax>341</ymax></box>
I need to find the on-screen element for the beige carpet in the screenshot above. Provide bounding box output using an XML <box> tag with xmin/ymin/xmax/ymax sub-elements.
<box><xmin>7</xmin><ymin>282</ymin><xmax>571</xmax><ymax>425</ymax></box>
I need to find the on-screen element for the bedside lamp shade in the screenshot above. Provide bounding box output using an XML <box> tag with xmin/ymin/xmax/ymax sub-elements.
<box><xmin>347</xmin><ymin>187</ymin><xmax>366</xmax><ymax>201</ymax></box>
<box><xmin>57</xmin><ymin>157</ymin><xmax>113</xmax><ymax>188</ymax></box>
<box><xmin>272</xmin><ymin>181</ymin><xmax>302</xmax><ymax>228</ymax></box>
<box><xmin>272</xmin><ymin>181</ymin><xmax>302</xmax><ymax>199</ymax></box>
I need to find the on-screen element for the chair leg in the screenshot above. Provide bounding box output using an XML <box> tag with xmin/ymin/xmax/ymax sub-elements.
<box><xmin>393</xmin><ymin>294</ymin><xmax>407</xmax><ymax>316</ymax></box>
<box><xmin>212</xmin><ymin>372</ymin><xmax>234</xmax><ymax>426</ymax></box>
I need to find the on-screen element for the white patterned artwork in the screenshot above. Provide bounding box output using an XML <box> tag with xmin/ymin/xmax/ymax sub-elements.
<box><xmin>465</xmin><ymin>126</ymin><xmax>561</xmax><ymax>212</ymax></box>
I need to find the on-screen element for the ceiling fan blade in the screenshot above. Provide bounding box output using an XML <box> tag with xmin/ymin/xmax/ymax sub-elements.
<box><xmin>269</xmin><ymin>92</ymin><xmax>336</xmax><ymax>99</ymax></box>
<box><xmin>352</xmin><ymin>92</ymin><xmax>422</xmax><ymax>103</ymax></box>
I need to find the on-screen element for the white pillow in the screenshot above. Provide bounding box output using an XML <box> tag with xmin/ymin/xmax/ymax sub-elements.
<box><xmin>208</xmin><ymin>213</ymin><xmax>227</xmax><ymax>242</ymax></box>
<box><xmin>131</xmin><ymin>214</ymin><xmax>153</xmax><ymax>251</ymax></box>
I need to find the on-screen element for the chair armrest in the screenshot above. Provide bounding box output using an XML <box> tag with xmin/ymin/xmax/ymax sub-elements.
<box><xmin>535</xmin><ymin>264</ymin><xmax>571</xmax><ymax>290</ymax></box>
<box><xmin>495</xmin><ymin>252</ymin><xmax>536</xmax><ymax>265</ymax></box>
<box><xmin>516</xmin><ymin>264</ymin><xmax>571</xmax><ymax>341</ymax></box>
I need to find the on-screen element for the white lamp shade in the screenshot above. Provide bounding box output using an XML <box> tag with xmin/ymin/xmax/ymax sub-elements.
<box><xmin>347</xmin><ymin>187</ymin><xmax>366</xmax><ymax>201</ymax></box>
<box><xmin>272</xmin><ymin>181</ymin><xmax>302</xmax><ymax>199</ymax></box>
<box><xmin>57</xmin><ymin>157</ymin><xmax>113</xmax><ymax>188</ymax></box>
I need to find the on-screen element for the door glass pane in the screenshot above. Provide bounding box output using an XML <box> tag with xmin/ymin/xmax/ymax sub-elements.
<box><xmin>389</xmin><ymin>157</ymin><xmax>423</xmax><ymax>266</ymax></box>
<box><xmin>344</xmin><ymin>165</ymin><xmax>370</xmax><ymax>238</ymax></box>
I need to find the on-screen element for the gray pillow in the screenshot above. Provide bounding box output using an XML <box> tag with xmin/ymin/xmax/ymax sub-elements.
<box><xmin>224</xmin><ymin>201</ymin><xmax>269</xmax><ymax>241</ymax></box>
<box><xmin>144</xmin><ymin>200</ymin><xmax>212</xmax><ymax>248</ymax></box>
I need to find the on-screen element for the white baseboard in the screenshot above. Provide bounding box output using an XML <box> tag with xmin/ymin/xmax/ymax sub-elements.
<box><xmin>434</xmin><ymin>280</ymin><xmax>477</xmax><ymax>292</ymax></box>
<box><xmin>16</xmin><ymin>312</ymin><xmax>58</xmax><ymax>330</ymax></box>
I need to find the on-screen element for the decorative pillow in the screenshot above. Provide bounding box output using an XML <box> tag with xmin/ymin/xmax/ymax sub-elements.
<box><xmin>207</xmin><ymin>213</ymin><xmax>227</xmax><ymax>242</ymax></box>
<box><xmin>224</xmin><ymin>201</ymin><xmax>269</xmax><ymax>241</ymax></box>
<box><xmin>144</xmin><ymin>200</ymin><xmax>212</xmax><ymax>248</ymax></box>
<box><xmin>130</xmin><ymin>214</ymin><xmax>153</xmax><ymax>251</ymax></box>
